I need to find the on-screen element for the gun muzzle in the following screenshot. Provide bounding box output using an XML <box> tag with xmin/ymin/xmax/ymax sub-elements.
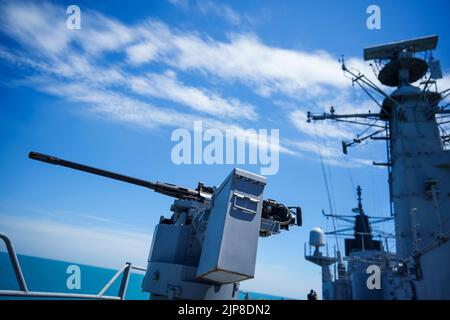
<box><xmin>29</xmin><ymin>152</ymin><xmax>61</xmax><ymax>165</ymax></box>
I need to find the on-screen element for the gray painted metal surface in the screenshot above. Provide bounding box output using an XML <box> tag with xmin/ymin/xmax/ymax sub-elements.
<box><xmin>142</xmin><ymin>168</ymin><xmax>267</xmax><ymax>299</ymax></box>
<box><xmin>197</xmin><ymin>169</ymin><xmax>266</xmax><ymax>283</ymax></box>
<box><xmin>306</xmin><ymin>35</ymin><xmax>450</xmax><ymax>300</ymax></box>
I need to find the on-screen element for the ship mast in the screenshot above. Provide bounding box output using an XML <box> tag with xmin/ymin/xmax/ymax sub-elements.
<box><xmin>308</xmin><ymin>35</ymin><xmax>450</xmax><ymax>299</ymax></box>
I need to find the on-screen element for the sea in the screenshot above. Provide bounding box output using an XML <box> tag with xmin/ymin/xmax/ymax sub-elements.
<box><xmin>0</xmin><ymin>252</ymin><xmax>289</xmax><ymax>300</ymax></box>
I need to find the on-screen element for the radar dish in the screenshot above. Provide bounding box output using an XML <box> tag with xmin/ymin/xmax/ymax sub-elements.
<box><xmin>378</xmin><ymin>58</ymin><xmax>428</xmax><ymax>87</ymax></box>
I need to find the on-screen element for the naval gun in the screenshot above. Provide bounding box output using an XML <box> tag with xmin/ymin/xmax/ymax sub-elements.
<box><xmin>29</xmin><ymin>151</ymin><xmax>302</xmax><ymax>299</ymax></box>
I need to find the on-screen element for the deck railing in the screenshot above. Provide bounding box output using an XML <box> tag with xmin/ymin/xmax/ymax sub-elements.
<box><xmin>0</xmin><ymin>232</ymin><xmax>146</xmax><ymax>300</ymax></box>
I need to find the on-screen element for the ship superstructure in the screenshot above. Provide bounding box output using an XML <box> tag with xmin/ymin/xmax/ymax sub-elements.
<box><xmin>306</xmin><ymin>35</ymin><xmax>450</xmax><ymax>299</ymax></box>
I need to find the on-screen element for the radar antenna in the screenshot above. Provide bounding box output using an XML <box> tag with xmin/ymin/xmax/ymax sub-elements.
<box><xmin>307</xmin><ymin>34</ymin><xmax>449</xmax><ymax>216</ymax></box>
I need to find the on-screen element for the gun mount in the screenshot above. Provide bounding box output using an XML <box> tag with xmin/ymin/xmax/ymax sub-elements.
<box><xmin>29</xmin><ymin>151</ymin><xmax>302</xmax><ymax>299</ymax></box>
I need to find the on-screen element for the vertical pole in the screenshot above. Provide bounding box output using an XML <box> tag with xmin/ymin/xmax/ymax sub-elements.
<box><xmin>386</xmin><ymin>123</ymin><xmax>394</xmax><ymax>217</ymax></box>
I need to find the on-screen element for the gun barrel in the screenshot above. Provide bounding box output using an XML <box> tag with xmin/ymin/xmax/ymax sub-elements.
<box><xmin>29</xmin><ymin>151</ymin><xmax>155</xmax><ymax>188</ymax></box>
<box><xmin>28</xmin><ymin>152</ymin><xmax>204</xmax><ymax>201</ymax></box>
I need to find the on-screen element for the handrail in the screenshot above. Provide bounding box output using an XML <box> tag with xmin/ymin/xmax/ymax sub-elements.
<box><xmin>98</xmin><ymin>264</ymin><xmax>128</xmax><ymax>298</ymax></box>
<box><xmin>0</xmin><ymin>232</ymin><xmax>147</xmax><ymax>300</ymax></box>
<box><xmin>0</xmin><ymin>232</ymin><xmax>28</xmax><ymax>292</ymax></box>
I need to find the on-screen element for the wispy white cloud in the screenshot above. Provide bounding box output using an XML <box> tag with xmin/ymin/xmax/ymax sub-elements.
<box><xmin>129</xmin><ymin>70</ymin><xmax>257</xmax><ymax>119</ymax></box>
<box><xmin>124</xmin><ymin>20</ymin><xmax>174</xmax><ymax>65</ymax></box>
<box><xmin>167</xmin><ymin>0</ymin><xmax>252</xmax><ymax>26</ymax></box>
<box><xmin>166</xmin><ymin>0</ymin><xmax>190</xmax><ymax>10</ymax></box>
<box><xmin>0</xmin><ymin>0</ymin><xmax>372</xmax><ymax>104</ymax></box>
<box><xmin>127</xmin><ymin>31</ymin><xmax>351</xmax><ymax>98</ymax></box>
<box><xmin>0</xmin><ymin>1</ymin><xmax>378</xmax><ymax>103</ymax></box>
<box><xmin>0</xmin><ymin>2</ymin><xmax>256</xmax><ymax>121</ymax></box>
<box><xmin>1</xmin><ymin>2</ymin><xmax>71</xmax><ymax>55</ymax></box>
<box><xmin>20</xmin><ymin>77</ymin><xmax>290</xmax><ymax>159</ymax></box>
<box><xmin>25</xmin><ymin>77</ymin><xmax>226</xmax><ymax>130</ymax></box>
<box><xmin>195</xmin><ymin>0</ymin><xmax>251</xmax><ymax>26</ymax></box>
<box><xmin>290</xmin><ymin>110</ymin><xmax>353</xmax><ymax>139</ymax></box>
<box><xmin>0</xmin><ymin>1</ymin><xmax>380</xmax><ymax>167</ymax></box>
<box><xmin>285</xmin><ymin>138</ymin><xmax>373</xmax><ymax>168</ymax></box>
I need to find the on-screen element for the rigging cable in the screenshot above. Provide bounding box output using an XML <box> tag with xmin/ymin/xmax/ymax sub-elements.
<box><xmin>314</xmin><ymin>122</ymin><xmax>342</xmax><ymax>256</ymax></box>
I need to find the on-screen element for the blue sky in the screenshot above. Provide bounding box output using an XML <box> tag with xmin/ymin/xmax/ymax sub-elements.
<box><xmin>0</xmin><ymin>0</ymin><xmax>449</xmax><ymax>299</ymax></box>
